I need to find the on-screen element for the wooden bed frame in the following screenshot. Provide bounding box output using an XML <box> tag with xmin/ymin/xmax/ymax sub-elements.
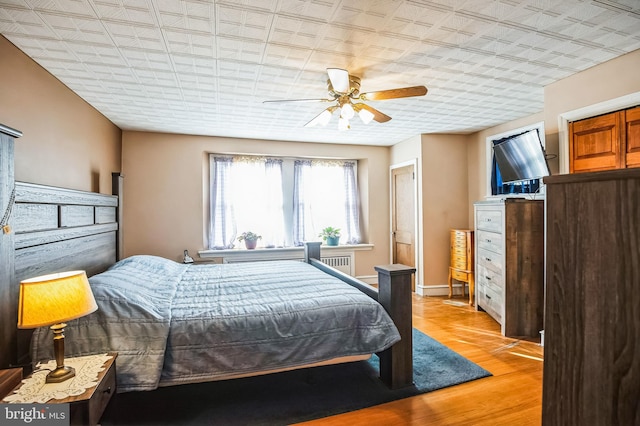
<box><xmin>0</xmin><ymin>123</ymin><xmax>415</xmax><ymax>390</ymax></box>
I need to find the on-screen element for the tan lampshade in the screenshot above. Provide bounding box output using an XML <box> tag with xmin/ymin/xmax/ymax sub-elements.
<box><xmin>18</xmin><ymin>270</ymin><xmax>98</xmax><ymax>329</ymax></box>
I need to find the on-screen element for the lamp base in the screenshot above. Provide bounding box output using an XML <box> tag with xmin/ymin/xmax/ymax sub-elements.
<box><xmin>46</xmin><ymin>366</ymin><xmax>75</xmax><ymax>383</ymax></box>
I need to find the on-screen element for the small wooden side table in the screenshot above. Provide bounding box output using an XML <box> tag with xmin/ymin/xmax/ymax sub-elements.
<box><xmin>5</xmin><ymin>353</ymin><xmax>117</xmax><ymax>426</ymax></box>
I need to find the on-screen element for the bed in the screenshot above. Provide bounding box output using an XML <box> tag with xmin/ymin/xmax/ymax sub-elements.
<box><xmin>30</xmin><ymin>255</ymin><xmax>401</xmax><ymax>392</ymax></box>
<box><xmin>0</xmin><ymin>123</ymin><xmax>415</xmax><ymax>391</ymax></box>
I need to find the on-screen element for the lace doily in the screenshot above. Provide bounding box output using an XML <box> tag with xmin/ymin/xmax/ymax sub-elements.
<box><xmin>2</xmin><ymin>353</ymin><xmax>112</xmax><ymax>404</ymax></box>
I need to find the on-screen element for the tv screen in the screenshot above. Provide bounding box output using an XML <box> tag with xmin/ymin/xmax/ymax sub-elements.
<box><xmin>493</xmin><ymin>129</ymin><xmax>550</xmax><ymax>183</ymax></box>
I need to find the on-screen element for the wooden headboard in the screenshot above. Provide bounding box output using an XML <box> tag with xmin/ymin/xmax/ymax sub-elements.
<box><xmin>0</xmin><ymin>123</ymin><xmax>122</xmax><ymax>368</ymax></box>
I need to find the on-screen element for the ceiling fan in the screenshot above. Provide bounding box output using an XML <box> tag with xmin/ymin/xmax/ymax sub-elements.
<box><xmin>263</xmin><ymin>68</ymin><xmax>428</xmax><ymax>131</ymax></box>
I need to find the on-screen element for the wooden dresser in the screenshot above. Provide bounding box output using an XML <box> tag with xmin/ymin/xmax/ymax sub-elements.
<box><xmin>474</xmin><ymin>199</ymin><xmax>544</xmax><ymax>338</ymax></box>
<box><xmin>542</xmin><ymin>169</ymin><xmax>640</xmax><ymax>425</ymax></box>
<box><xmin>448</xmin><ymin>229</ymin><xmax>474</xmax><ymax>305</ymax></box>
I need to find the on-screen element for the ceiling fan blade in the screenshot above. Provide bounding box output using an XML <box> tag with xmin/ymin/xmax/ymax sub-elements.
<box><xmin>263</xmin><ymin>98</ymin><xmax>333</xmax><ymax>104</ymax></box>
<box><xmin>304</xmin><ymin>106</ymin><xmax>339</xmax><ymax>127</ymax></box>
<box><xmin>354</xmin><ymin>103</ymin><xmax>392</xmax><ymax>123</ymax></box>
<box><xmin>327</xmin><ymin>68</ymin><xmax>350</xmax><ymax>94</ymax></box>
<box><xmin>359</xmin><ymin>85</ymin><xmax>428</xmax><ymax>101</ymax></box>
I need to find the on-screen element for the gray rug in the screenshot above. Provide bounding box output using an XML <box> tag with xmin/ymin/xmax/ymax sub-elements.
<box><xmin>102</xmin><ymin>329</ymin><xmax>491</xmax><ymax>425</ymax></box>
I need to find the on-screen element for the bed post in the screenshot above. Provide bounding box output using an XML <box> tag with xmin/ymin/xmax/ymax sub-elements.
<box><xmin>111</xmin><ymin>172</ymin><xmax>123</xmax><ymax>261</ymax></box>
<box><xmin>304</xmin><ymin>241</ymin><xmax>321</xmax><ymax>263</ymax></box>
<box><xmin>0</xmin><ymin>123</ymin><xmax>22</xmax><ymax>369</ymax></box>
<box><xmin>375</xmin><ymin>264</ymin><xmax>415</xmax><ymax>389</ymax></box>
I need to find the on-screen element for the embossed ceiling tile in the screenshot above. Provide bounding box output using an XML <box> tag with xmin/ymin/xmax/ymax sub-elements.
<box><xmin>0</xmin><ymin>6</ymin><xmax>43</xmax><ymax>29</ymax></box>
<box><xmin>216</xmin><ymin>3</ymin><xmax>273</xmax><ymax>41</ymax></box>
<box><xmin>332</xmin><ymin>2</ymin><xmax>395</xmax><ymax>31</ymax></box>
<box><xmin>172</xmin><ymin>54</ymin><xmax>216</xmax><ymax>74</ymax></box>
<box><xmin>269</xmin><ymin>15</ymin><xmax>325</xmax><ymax>47</ymax></box>
<box><xmin>103</xmin><ymin>21</ymin><xmax>162</xmax><ymax>50</ymax></box>
<box><xmin>92</xmin><ymin>2</ymin><xmax>155</xmax><ymax>25</ymax></box>
<box><xmin>275</xmin><ymin>0</ymin><xmax>339</xmax><ymax>22</ymax></box>
<box><xmin>133</xmin><ymin>68</ymin><xmax>176</xmax><ymax>86</ymax></box>
<box><xmin>68</xmin><ymin>43</ymin><xmax>123</xmax><ymax>65</ymax></box>
<box><xmin>166</xmin><ymin>30</ymin><xmax>214</xmax><ymax>56</ymax></box>
<box><xmin>120</xmin><ymin>48</ymin><xmax>173</xmax><ymax>71</ymax></box>
<box><xmin>216</xmin><ymin>36</ymin><xmax>264</xmax><ymax>62</ymax></box>
<box><xmin>262</xmin><ymin>43</ymin><xmax>312</xmax><ymax>69</ymax></box>
<box><xmin>32</xmin><ymin>0</ymin><xmax>96</xmax><ymax>16</ymax></box>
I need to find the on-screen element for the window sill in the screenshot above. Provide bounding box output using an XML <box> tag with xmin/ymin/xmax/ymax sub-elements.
<box><xmin>198</xmin><ymin>244</ymin><xmax>373</xmax><ymax>262</ymax></box>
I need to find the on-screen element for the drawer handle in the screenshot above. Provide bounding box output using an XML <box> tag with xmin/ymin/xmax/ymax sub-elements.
<box><xmin>486</xmin><ymin>257</ymin><xmax>491</xmax><ymax>262</ymax></box>
<box><xmin>103</xmin><ymin>387</ymin><xmax>112</xmax><ymax>395</ymax></box>
<box><xmin>486</xmin><ymin>276</ymin><xmax>491</xmax><ymax>281</ymax></box>
<box><xmin>486</xmin><ymin>218</ymin><xmax>492</xmax><ymax>222</ymax></box>
<box><xmin>486</xmin><ymin>294</ymin><xmax>492</xmax><ymax>300</ymax></box>
<box><xmin>486</xmin><ymin>239</ymin><xmax>491</xmax><ymax>243</ymax></box>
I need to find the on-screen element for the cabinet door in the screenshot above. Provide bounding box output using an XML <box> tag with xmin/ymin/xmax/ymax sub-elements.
<box><xmin>569</xmin><ymin>111</ymin><xmax>624</xmax><ymax>173</ymax></box>
<box><xmin>625</xmin><ymin>106</ymin><xmax>640</xmax><ymax>168</ymax></box>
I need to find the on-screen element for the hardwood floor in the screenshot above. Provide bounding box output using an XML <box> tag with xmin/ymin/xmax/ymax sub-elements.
<box><xmin>299</xmin><ymin>294</ymin><xmax>544</xmax><ymax>426</ymax></box>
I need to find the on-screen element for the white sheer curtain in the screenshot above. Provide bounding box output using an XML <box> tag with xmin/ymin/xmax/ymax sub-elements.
<box><xmin>293</xmin><ymin>160</ymin><xmax>361</xmax><ymax>245</ymax></box>
<box><xmin>292</xmin><ymin>160</ymin><xmax>312</xmax><ymax>246</ymax></box>
<box><xmin>209</xmin><ymin>155</ymin><xmax>285</xmax><ymax>249</ymax></box>
<box><xmin>343</xmin><ymin>161</ymin><xmax>361</xmax><ymax>244</ymax></box>
<box><xmin>209</xmin><ymin>156</ymin><xmax>236</xmax><ymax>249</ymax></box>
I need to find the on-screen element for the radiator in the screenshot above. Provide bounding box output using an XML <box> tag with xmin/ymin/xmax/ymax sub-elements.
<box><xmin>224</xmin><ymin>254</ymin><xmax>353</xmax><ymax>276</ymax></box>
<box><xmin>320</xmin><ymin>256</ymin><xmax>352</xmax><ymax>275</ymax></box>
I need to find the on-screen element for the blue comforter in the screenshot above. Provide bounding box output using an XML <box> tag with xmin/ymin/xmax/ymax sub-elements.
<box><xmin>31</xmin><ymin>255</ymin><xmax>400</xmax><ymax>392</ymax></box>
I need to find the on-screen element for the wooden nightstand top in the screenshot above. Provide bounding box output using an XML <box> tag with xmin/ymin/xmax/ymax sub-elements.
<box><xmin>3</xmin><ymin>352</ymin><xmax>117</xmax><ymax>426</ymax></box>
<box><xmin>0</xmin><ymin>368</ymin><xmax>22</xmax><ymax>400</ymax></box>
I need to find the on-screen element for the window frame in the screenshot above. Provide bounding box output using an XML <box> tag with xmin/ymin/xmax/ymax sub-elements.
<box><xmin>207</xmin><ymin>153</ymin><xmax>360</xmax><ymax>249</ymax></box>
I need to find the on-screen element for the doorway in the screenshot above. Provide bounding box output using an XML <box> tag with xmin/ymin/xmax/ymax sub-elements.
<box><xmin>391</xmin><ymin>162</ymin><xmax>417</xmax><ymax>290</ymax></box>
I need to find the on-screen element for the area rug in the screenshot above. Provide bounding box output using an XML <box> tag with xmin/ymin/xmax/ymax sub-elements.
<box><xmin>101</xmin><ymin>329</ymin><xmax>491</xmax><ymax>425</ymax></box>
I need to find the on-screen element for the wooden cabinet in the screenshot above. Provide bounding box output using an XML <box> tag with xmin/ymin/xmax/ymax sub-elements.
<box><xmin>626</xmin><ymin>106</ymin><xmax>640</xmax><ymax>167</ymax></box>
<box><xmin>569</xmin><ymin>106</ymin><xmax>640</xmax><ymax>173</ymax></box>
<box><xmin>3</xmin><ymin>353</ymin><xmax>117</xmax><ymax>426</ymax></box>
<box><xmin>474</xmin><ymin>199</ymin><xmax>544</xmax><ymax>338</ymax></box>
<box><xmin>542</xmin><ymin>169</ymin><xmax>640</xmax><ymax>426</ymax></box>
<box><xmin>448</xmin><ymin>229</ymin><xmax>474</xmax><ymax>305</ymax></box>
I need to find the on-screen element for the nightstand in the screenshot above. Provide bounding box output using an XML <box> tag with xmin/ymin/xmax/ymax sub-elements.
<box><xmin>0</xmin><ymin>368</ymin><xmax>22</xmax><ymax>400</ymax></box>
<box><xmin>5</xmin><ymin>353</ymin><xmax>117</xmax><ymax>426</ymax></box>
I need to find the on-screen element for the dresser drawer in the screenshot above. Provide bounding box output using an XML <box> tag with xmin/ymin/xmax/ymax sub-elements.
<box><xmin>477</xmin><ymin>263</ymin><xmax>503</xmax><ymax>291</ymax></box>
<box><xmin>452</xmin><ymin>259</ymin><xmax>468</xmax><ymax>270</ymax></box>
<box><xmin>476</xmin><ymin>209</ymin><xmax>503</xmax><ymax>233</ymax></box>
<box><xmin>476</xmin><ymin>230</ymin><xmax>503</xmax><ymax>254</ymax></box>
<box><xmin>477</xmin><ymin>284</ymin><xmax>503</xmax><ymax>324</ymax></box>
<box><xmin>451</xmin><ymin>269</ymin><xmax>471</xmax><ymax>281</ymax></box>
<box><xmin>477</xmin><ymin>248</ymin><xmax>503</xmax><ymax>276</ymax></box>
<box><xmin>452</xmin><ymin>230</ymin><xmax>469</xmax><ymax>243</ymax></box>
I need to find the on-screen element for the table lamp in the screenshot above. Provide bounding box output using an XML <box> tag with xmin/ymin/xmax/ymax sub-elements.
<box><xmin>17</xmin><ymin>270</ymin><xmax>98</xmax><ymax>383</ymax></box>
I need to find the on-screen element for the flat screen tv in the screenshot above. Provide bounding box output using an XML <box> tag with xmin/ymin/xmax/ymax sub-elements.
<box><xmin>493</xmin><ymin>129</ymin><xmax>550</xmax><ymax>183</ymax></box>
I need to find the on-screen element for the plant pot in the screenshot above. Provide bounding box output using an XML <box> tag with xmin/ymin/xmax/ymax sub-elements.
<box><xmin>326</xmin><ymin>236</ymin><xmax>340</xmax><ymax>246</ymax></box>
<box><xmin>245</xmin><ymin>239</ymin><xmax>258</xmax><ymax>250</ymax></box>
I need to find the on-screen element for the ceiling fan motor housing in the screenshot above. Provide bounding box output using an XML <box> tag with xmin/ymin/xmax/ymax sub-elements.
<box><xmin>327</xmin><ymin>75</ymin><xmax>361</xmax><ymax>98</ymax></box>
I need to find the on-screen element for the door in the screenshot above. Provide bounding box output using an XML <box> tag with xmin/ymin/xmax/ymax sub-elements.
<box><xmin>391</xmin><ymin>164</ymin><xmax>416</xmax><ymax>289</ymax></box>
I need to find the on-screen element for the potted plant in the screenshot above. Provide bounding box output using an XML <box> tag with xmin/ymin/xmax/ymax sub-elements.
<box><xmin>237</xmin><ymin>231</ymin><xmax>261</xmax><ymax>250</ymax></box>
<box><xmin>319</xmin><ymin>227</ymin><xmax>341</xmax><ymax>246</ymax></box>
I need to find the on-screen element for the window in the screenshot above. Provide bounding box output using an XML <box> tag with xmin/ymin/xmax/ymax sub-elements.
<box><xmin>209</xmin><ymin>155</ymin><xmax>361</xmax><ymax>249</ymax></box>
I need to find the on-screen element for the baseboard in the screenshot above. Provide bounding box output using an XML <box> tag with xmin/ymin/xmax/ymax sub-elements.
<box><xmin>356</xmin><ymin>275</ymin><xmax>377</xmax><ymax>285</ymax></box>
<box><xmin>417</xmin><ymin>284</ymin><xmax>468</xmax><ymax>297</ymax></box>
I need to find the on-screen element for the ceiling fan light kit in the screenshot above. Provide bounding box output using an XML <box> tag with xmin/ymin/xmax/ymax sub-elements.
<box><xmin>264</xmin><ymin>68</ymin><xmax>427</xmax><ymax>131</ymax></box>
